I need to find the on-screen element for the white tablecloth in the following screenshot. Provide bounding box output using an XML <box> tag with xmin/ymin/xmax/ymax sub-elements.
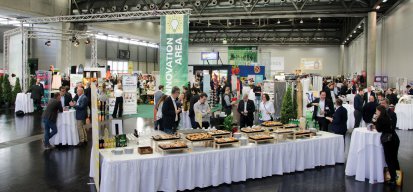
<box><xmin>14</xmin><ymin>93</ymin><xmax>34</xmax><ymax>113</ymax></box>
<box><xmin>395</xmin><ymin>104</ymin><xmax>413</xmax><ymax>130</ymax></box>
<box><xmin>50</xmin><ymin>110</ymin><xmax>79</xmax><ymax>145</ymax></box>
<box><xmin>100</xmin><ymin>132</ymin><xmax>344</xmax><ymax>192</ymax></box>
<box><xmin>343</xmin><ymin>104</ymin><xmax>366</xmax><ymax>129</ymax></box>
<box><xmin>345</xmin><ymin>127</ymin><xmax>386</xmax><ymax>184</ymax></box>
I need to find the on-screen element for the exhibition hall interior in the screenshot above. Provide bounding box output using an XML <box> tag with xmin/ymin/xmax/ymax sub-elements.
<box><xmin>1</xmin><ymin>0</ymin><xmax>413</xmax><ymax>191</ymax></box>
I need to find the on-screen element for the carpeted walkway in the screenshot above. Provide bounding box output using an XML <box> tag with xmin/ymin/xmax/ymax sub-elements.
<box><xmin>127</xmin><ymin>104</ymin><xmax>154</xmax><ymax>119</ymax></box>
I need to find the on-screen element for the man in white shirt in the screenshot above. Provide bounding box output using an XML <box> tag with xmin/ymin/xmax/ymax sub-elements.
<box><xmin>193</xmin><ymin>93</ymin><xmax>211</xmax><ymax>129</ymax></box>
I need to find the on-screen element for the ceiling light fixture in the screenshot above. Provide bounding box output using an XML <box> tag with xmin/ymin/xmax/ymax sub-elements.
<box><xmin>350</xmin><ymin>35</ymin><xmax>353</xmax><ymax>37</ymax></box>
<box><xmin>208</xmin><ymin>20</ymin><xmax>211</xmax><ymax>26</ymax></box>
<box><xmin>277</xmin><ymin>19</ymin><xmax>280</xmax><ymax>24</ymax></box>
<box><xmin>354</xmin><ymin>30</ymin><xmax>356</xmax><ymax>33</ymax></box>
<box><xmin>383</xmin><ymin>0</ymin><xmax>387</xmax><ymax>2</ymax></box>
<box><xmin>85</xmin><ymin>38</ymin><xmax>91</xmax><ymax>45</ymax></box>
<box><xmin>376</xmin><ymin>5</ymin><xmax>380</xmax><ymax>10</ymax></box>
<box><xmin>300</xmin><ymin>19</ymin><xmax>303</xmax><ymax>24</ymax></box>
<box><xmin>318</xmin><ymin>17</ymin><xmax>321</xmax><ymax>21</ymax></box>
<box><xmin>358</xmin><ymin>25</ymin><xmax>361</xmax><ymax>28</ymax></box>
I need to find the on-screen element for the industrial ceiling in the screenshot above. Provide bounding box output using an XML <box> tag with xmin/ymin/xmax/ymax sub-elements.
<box><xmin>70</xmin><ymin>0</ymin><xmax>400</xmax><ymax>45</ymax></box>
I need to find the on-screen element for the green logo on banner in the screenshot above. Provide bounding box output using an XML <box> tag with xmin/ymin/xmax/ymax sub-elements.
<box><xmin>160</xmin><ymin>14</ymin><xmax>189</xmax><ymax>94</ymax></box>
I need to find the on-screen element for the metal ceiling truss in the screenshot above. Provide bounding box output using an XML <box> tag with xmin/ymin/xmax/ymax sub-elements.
<box><xmin>189</xmin><ymin>28</ymin><xmax>341</xmax><ymax>45</ymax></box>
<box><xmin>19</xmin><ymin>9</ymin><xmax>191</xmax><ymax>24</ymax></box>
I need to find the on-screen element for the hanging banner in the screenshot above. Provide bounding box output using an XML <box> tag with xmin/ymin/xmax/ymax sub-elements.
<box><xmin>160</xmin><ymin>14</ymin><xmax>189</xmax><ymax>94</ymax></box>
<box><xmin>228</xmin><ymin>46</ymin><xmax>258</xmax><ymax>65</ymax></box>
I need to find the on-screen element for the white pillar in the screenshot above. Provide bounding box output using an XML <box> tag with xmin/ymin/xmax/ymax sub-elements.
<box><xmin>339</xmin><ymin>45</ymin><xmax>345</xmax><ymax>75</ymax></box>
<box><xmin>366</xmin><ymin>12</ymin><xmax>377</xmax><ymax>86</ymax></box>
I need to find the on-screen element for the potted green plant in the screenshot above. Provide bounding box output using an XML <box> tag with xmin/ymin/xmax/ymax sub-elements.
<box><xmin>280</xmin><ymin>85</ymin><xmax>296</xmax><ymax>124</ymax></box>
<box><xmin>12</xmin><ymin>77</ymin><xmax>22</xmax><ymax>105</ymax></box>
<box><xmin>223</xmin><ymin>115</ymin><xmax>236</xmax><ymax>133</ymax></box>
<box><xmin>2</xmin><ymin>74</ymin><xmax>12</xmax><ymax>107</ymax></box>
<box><xmin>0</xmin><ymin>75</ymin><xmax>3</xmax><ymax>105</ymax></box>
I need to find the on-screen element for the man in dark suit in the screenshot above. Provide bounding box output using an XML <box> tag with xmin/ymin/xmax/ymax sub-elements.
<box><xmin>27</xmin><ymin>78</ymin><xmax>44</xmax><ymax>111</ymax></box>
<box><xmin>362</xmin><ymin>95</ymin><xmax>378</xmax><ymax>124</ymax></box>
<box><xmin>59</xmin><ymin>86</ymin><xmax>72</xmax><ymax>107</ymax></box>
<box><xmin>84</xmin><ymin>83</ymin><xmax>92</xmax><ymax>117</ymax></box>
<box><xmin>307</xmin><ymin>91</ymin><xmax>334</xmax><ymax>131</ymax></box>
<box><xmin>380</xmin><ymin>99</ymin><xmax>397</xmax><ymax>130</ymax></box>
<box><xmin>162</xmin><ymin>86</ymin><xmax>181</xmax><ymax>134</ymax></box>
<box><xmin>327</xmin><ymin>99</ymin><xmax>348</xmax><ymax>140</ymax></box>
<box><xmin>322</xmin><ymin>83</ymin><xmax>333</xmax><ymax>101</ymax></box>
<box><xmin>353</xmin><ymin>88</ymin><xmax>364</xmax><ymax>128</ymax></box>
<box><xmin>42</xmin><ymin>93</ymin><xmax>63</xmax><ymax>149</ymax></box>
<box><xmin>363</xmin><ymin>86</ymin><xmax>376</xmax><ymax>104</ymax></box>
<box><xmin>386</xmin><ymin>88</ymin><xmax>398</xmax><ymax>106</ymax></box>
<box><xmin>70</xmin><ymin>87</ymin><xmax>88</xmax><ymax>145</ymax></box>
<box><xmin>237</xmin><ymin>94</ymin><xmax>255</xmax><ymax>128</ymax></box>
<box><xmin>407</xmin><ymin>85</ymin><xmax>413</xmax><ymax>95</ymax></box>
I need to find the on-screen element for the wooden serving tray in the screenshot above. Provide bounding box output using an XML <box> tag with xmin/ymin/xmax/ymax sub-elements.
<box><xmin>138</xmin><ymin>146</ymin><xmax>153</xmax><ymax>155</ymax></box>
<box><xmin>152</xmin><ymin>136</ymin><xmax>181</xmax><ymax>141</ymax></box>
<box><xmin>186</xmin><ymin>137</ymin><xmax>214</xmax><ymax>142</ymax></box>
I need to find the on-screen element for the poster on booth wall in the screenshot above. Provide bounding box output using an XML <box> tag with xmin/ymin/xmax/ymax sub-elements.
<box><xmin>122</xmin><ymin>75</ymin><xmax>137</xmax><ymax>92</ymax></box>
<box><xmin>271</xmin><ymin>57</ymin><xmax>285</xmax><ymax>71</ymax></box>
<box><xmin>160</xmin><ymin>14</ymin><xmax>189</xmax><ymax>94</ymax></box>
<box><xmin>36</xmin><ymin>70</ymin><xmax>52</xmax><ymax>107</ymax></box>
<box><xmin>228</xmin><ymin>46</ymin><xmax>258</xmax><ymax>65</ymax></box>
<box><xmin>238</xmin><ymin>66</ymin><xmax>265</xmax><ymax>85</ymax></box>
<box><xmin>108</xmin><ymin>98</ymin><xmax>116</xmax><ymax>115</ymax></box>
<box><xmin>122</xmin><ymin>75</ymin><xmax>138</xmax><ymax>115</ymax></box>
<box><xmin>70</xmin><ymin>74</ymin><xmax>83</xmax><ymax>95</ymax></box>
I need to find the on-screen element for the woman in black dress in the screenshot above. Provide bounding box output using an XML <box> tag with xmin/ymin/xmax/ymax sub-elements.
<box><xmin>373</xmin><ymin>105</ymin><xmax>400</xmax><ymax>185</ymax></box>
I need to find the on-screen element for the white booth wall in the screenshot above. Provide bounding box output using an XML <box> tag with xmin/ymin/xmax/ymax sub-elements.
<box><xmin>189</xmin><ymin>45</ymin><xmax>341</xmax><ymax>76</ymax></box>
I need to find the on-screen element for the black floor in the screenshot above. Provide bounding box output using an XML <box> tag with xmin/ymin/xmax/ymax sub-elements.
<box><xmin>0</xmin><ymin>108</ymin><xmax>410</xmax><ymax>192</ymax></box>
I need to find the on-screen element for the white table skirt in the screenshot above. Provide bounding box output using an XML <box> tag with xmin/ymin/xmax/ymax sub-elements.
<box><xmin>100</xmin><ymin>132</ymin><xmax>344</xmax><ymax>192</ymax></box>
<box><xmin>15</xmin><ymin>93</ymin><xmax>34</xmax><ymax>114</ymax></box>
<box><xmin>395</xmin><ymin>104</ymin><xmax>413</xmax><ymax>130</ymax></box>
<box><xmin>343</xmin><ymin>104</ymin><xmax>366</xmax><ymax>129</ymax></box>
<box><xmin>50</xmin><ymin>110</ymin><xmax>79</xmax><ymax>145</ymax></box>
<box><xmin>345</xmin><ymin>127</ymin><xmax>386</xmax><ymax>184</ymax></box>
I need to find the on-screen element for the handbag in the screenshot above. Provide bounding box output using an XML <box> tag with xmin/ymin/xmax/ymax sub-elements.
<box><xmin>263</xmin><ymin>102</ymin><xmax>274</xmax><ymax>121</ymax></box>
<box><xmin>380</xmin><ymin>133</ymin><xmax>393</xmax><ymax>143</ymax></box>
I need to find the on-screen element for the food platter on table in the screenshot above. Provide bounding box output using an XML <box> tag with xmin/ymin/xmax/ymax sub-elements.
<box><xmin>241</xmin><ymin>127</ymin><xmax>265</xmax><ymax>133</ymax></box>
<box><xmin>249</xmin><ymin>134</ymin><xmax>274</xmax><ymax>141</ymax></box>
<box><xmin>261</xmin><ymin>121</ymin><xmax>283</xmax><ymax>127</ymax></box>
<box><xmin>214</xmin><ymin>137</ymin><xmax>239</xmax><ymax>144</ymax></box>
<box><xmin>158</xmin><ymin>141</ymin><xmax>188</xmax><ymax>150</ymax></box>
<box><xmin>208</xmin><ymin>130</ymin><xmax>231</xmax><ymax>136</ymax></box>
<box><xmin>283</xmin><ymin>124</ymin><xmax>299</xmax><ymax>129</ymax></box>
<box><xmin>186</xmin><ymin>133</ymin><xmax>214</xmax><ymax>141</ymax></box>
<box><xmin>152</xmin><ymin>134</ymin><xmax>181</xmax><ymax>141</ymax></box>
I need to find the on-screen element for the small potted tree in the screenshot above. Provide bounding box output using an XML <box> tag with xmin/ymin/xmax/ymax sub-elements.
<box><xmin>2</xmin><ymin>74</ymin><xmax>12</xmax><ymax>107</ymax></box>
<box><xmin>12</xmin><ymin>77</ymin><xmax>22</xmax><ymax>105</ymax></box>
<box><xmin>280</xmin><ymin>85</ymin><xmax>295</xmax><ymax>124</ymax></box>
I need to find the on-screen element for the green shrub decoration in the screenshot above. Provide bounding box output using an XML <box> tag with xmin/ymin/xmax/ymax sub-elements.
<box><xmin>280</xmin><ymin>85</ymin><xmax>296</xmax><ymax>124</ymax></box>
<box><xmin>2</xmin><ymin>74</ymin><xmax>12</xmax><ymax>103</ymax></box>
<box><xmin>12</xmin><ymin>77</ymin><xmax>22</xmax><ymax>104</ymax></box>
<box><xmin>223</xmin><ymin>115</ymin><xmax>233</xmax><ymax>132</ymax></box>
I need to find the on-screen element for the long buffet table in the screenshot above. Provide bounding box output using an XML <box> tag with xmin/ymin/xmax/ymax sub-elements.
<box><xmin>99</xmin><ymin>131</ymin><xmax>345</xmax><ymax>192</ymax></box>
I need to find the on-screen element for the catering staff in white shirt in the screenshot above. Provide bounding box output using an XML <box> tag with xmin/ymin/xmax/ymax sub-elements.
<box><xmin>112</xmin><ymin>84</ymin><xmax>124</xmax><ymax>118</ymax></box>
<box><xmin>259</xmin><ymin>93</ymin><xmax>275</xmax><ymax>123</ymax></box>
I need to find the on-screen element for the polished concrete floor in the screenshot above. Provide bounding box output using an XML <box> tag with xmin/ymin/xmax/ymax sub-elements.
<box><xmin>0</xmin><ymin>108</ymin><xmax>410</xmax><ymax>192</ymax></box>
